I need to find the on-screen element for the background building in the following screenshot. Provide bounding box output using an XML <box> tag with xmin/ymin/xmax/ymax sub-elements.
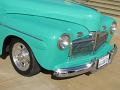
<box><xmin>77</xmin><ymin>0</ymin><xmax>120</xmax><ymax>18</ymax></box>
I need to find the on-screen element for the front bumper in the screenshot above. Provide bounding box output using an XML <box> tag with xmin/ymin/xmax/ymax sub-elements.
<box><xmin>53</xmin><ymin>44</ymin><xmax>117</xmax><ymax>78</ymax></box>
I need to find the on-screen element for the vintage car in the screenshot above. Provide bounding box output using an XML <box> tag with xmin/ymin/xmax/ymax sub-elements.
<box><xmin>0</xmin><ymin>0</ymin><xmax>117</xmax><ymax>78</ymax></box>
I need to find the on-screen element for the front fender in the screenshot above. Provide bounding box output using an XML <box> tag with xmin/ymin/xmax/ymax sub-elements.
<box><xmin>0</xmin><ymin>13</ymin><xmax>90</xmax><ymax>70</ymax></box>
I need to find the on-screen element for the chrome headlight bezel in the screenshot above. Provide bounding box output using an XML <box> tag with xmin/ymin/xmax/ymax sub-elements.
<box><xmin>110</xmin><ymin>22</ymin><xmax>117</xmax><ymax>34</ymax></box>
<box><xmin>58</xmin><ymin>34</ymin><xmax>70</xmax><ymax>50</ymax></box>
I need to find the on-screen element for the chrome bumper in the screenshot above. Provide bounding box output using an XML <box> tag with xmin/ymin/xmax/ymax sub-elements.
<box><xmin>53</xmin><ymin>44</ymin><xmax>117</xmax><ymax>78</ymax></box>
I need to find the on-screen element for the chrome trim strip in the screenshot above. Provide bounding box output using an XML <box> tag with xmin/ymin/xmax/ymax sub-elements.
<box><xmin>53</xmin><ymin>44</ymin><xmax>117</xmax><ymax>78</ymax></box>
<box><xmin>7</xmin><ymin>13</ymin><xmax>90</xmax><ymax>32</ymax></box>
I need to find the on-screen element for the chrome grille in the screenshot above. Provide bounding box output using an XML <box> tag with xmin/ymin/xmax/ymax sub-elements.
<box><xmin>70</xmin><ymin>32</ymin><xmax>108</xmax><ymax>57</ymax></box>
<box><xmin>94</xmin><ymin>32</ymin><xmax>108</xmax><ymax>50</ymax></box>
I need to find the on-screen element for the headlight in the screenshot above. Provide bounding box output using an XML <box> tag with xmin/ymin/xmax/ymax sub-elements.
<box><xmin>58</xmin><ymin>34</ymin><xmax>70</xmax><ymax>50</ymax></box>
<box><xmin>110</xmin><ymin>22</ymin><xmax>117</xmax><ymax>34</ymax></box>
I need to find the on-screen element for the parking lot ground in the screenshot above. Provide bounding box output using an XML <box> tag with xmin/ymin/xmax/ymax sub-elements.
<box><xmin>0</xmin><ymin>19</ymin><xmax>120</xmax><ymax>90</ymax></box>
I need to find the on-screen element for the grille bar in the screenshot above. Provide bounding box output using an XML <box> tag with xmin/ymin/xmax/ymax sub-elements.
<box><xmin>70</xmin><ymin>32</ymin><xmax>108</xmax><ymax>57</ymax></box>
<box><xmin>94</xmin><ymin>32</ymin><xmax>108</xmax><ymax>50</ymax></box>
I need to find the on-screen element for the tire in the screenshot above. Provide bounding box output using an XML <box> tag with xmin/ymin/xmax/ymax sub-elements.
<box><xmin>9</xmin><ymin>38</ymin><xmax>40</xmax><ymax>76</ymax></box>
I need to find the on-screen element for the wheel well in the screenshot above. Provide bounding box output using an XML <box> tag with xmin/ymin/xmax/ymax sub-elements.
<box><xmin>1</xmin><ymin>35</ymin><xmax>23</xmax><ymax>59</ymax></box>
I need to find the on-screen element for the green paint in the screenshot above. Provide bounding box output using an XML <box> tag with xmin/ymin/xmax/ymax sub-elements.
<box><xmin>0</xmin><ymin>0</ymin><xmax>116</xmax><ymax>71</ymax></box>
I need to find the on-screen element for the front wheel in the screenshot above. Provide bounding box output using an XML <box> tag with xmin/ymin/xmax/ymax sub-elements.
<box><xmin>9</xmin><ymin>39</ymin><xmax>40</xmax><ymax>76</ymax></box>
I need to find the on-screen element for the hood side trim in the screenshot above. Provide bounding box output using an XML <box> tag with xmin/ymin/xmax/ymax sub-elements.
<box><xmin>0</xmin><ymin>23</ymin><xmax>43</xmax><ymax>41</ymax></box>
<box><xmin>6</xmin><ymin>13</ymin><xmax>90</xmax><ymax>32</ymax></box>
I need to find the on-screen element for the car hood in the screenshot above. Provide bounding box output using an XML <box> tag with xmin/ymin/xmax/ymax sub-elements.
<box><xmin>3</xmin><ymin>0</ymin><xmax>102</xmax><ymax>32</ymax></box>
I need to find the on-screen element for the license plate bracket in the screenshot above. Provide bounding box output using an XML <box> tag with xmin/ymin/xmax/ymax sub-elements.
<box><xmin>98</xmin><ymin>54</ymin><xmax>110</xmax><ymax>68</ymax></box>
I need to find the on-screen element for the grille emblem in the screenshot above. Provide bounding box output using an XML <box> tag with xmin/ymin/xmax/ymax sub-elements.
<box><xmin>77</xmin><ymin>32</ymin><xmax>83</xmax><ymax>38</ymax></box>
<box><xmin>102</xmin><ymin>26</ymin><xmax>107</xmax><ymax>31</ymax></box>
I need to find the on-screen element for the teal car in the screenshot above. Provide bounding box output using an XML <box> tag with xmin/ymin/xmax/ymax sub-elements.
<box><xmin>0</xmin><ymin>0</ymin><xmax>117</xmax><ymax>78</ymax></box>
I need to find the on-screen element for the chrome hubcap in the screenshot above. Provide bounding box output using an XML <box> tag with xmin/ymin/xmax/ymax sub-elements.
<box><xmin>12</xmin><ymin>43</ymin><xmax>30</xmax><ymax>71</ymax></box>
